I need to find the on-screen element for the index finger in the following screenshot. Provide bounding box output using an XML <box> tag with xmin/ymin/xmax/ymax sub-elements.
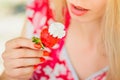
<box><xmin>5</xmin><ymin>37</ymin><xmax>36</xmax><ymax>50</ymax></box>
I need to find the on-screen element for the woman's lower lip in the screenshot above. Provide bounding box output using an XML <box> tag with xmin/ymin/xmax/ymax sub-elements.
<box><xmin>70</xmin><ymin>4</ymin><xmax>89</xmax><ymax>16</ymax></box>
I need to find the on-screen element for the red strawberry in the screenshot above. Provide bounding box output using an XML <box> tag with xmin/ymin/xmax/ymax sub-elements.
<box><xmin>40</xmin><ymin>28</ymin><xmax>60</xmax><ymax>48</ymax></box>
<box><xmin>32</xmin><ymin>22</ymin><xmax>65</xmax><ymax>49</ymax></box>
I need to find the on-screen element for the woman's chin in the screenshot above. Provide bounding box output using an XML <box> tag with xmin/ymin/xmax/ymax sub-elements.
<box><xmin>70</xmin><ymin>14</ymin><xmax>102</xmax><ymax>23</ymax></box>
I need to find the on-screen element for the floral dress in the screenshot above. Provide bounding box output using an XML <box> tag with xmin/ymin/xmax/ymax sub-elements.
<box><xmin>25</xmin><ymin>0</ymin><xmax>108</xmax><ymax>80</ymax></box>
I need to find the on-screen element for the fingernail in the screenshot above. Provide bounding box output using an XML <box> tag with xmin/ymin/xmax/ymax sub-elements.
<box><xmin>34</xmin><ymin>64</ymin><xmax>39</xmax><ymax>69</ymax></box>
<box><xmin>34</xmin><ymin>44</ymin><xmax>41</xmax><ymax>49</ymax></box>
<box><xmin>40</xmin><ymin>57</ymin><xmax>46</xmax><ymax>62</ymax></box>
<box><xmin>43</xmin><ymin>51</ymin><xmax>50</xmax><ymax>56</ymax></box>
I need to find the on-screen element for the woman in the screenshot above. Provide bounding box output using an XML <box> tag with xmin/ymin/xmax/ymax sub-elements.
<box><xmin>0</xmin><ymin>0</ymin><xmax>120</xmax><ymax>80</ymax></box>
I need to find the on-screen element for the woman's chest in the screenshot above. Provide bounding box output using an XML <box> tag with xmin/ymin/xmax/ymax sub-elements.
<box><xmin>65</xmin><ymin>34</ymin><xmax>108</xmax><ymax>79</ymax></box>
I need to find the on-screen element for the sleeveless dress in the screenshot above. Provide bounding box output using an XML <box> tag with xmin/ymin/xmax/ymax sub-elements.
<box><xmin>25</xmin><ymin>0</ymin><xmax>108</xmax><ymax>80</ymax></box>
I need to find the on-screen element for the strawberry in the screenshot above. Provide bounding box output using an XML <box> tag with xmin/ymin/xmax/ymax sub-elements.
<box><xmin>32</xmin><ymin>22</ymin><xmax>65</xmax><ymax>49</ymax></box>
<box><xmin>40</xmin><ymin>28</ymin><xmax>60</xmax><ymax>48</ymax></box>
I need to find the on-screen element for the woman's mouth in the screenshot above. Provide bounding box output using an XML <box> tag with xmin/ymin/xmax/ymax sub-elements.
<box><xmin>70</xmin><ymin>4</ymin><xmax>89</xmax><ymax>16</ymax></box>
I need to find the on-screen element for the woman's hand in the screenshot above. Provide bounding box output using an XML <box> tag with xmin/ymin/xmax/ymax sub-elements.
<box><xmin>1</xmin><ymin>37</ymin><xmax>47</xmax><ymax>80</ymax></box>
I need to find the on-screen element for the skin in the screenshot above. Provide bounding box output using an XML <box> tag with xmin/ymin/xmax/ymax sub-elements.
<box><xmin>0</xmin><ymin>0</ymin><xmax>108</xmax><ymax>80</ymax></box>
<box><xmin>0</xmin><ymin>38</ymin><xmax>45</xmax><ymax>80</ymax></box>
<box><xmin>65</xmin><ymin>0</ymin><xmax>108</xmax><ymax>79</ymax></box>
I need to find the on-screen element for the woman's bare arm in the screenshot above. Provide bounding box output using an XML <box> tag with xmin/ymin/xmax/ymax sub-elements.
<box><xmin>21</xmin><ymin>19</ymin><xmax>27</xmax><ymax>37</ymax></box>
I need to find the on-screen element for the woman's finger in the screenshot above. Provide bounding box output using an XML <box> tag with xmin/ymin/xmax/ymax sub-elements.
<box><xmin>5</xmin><ymin>67</ymin><xmax>34</xmax><ymax>79</ymax></box>
<box><xmin>2</xmin><ymin>49</ymin><xmax>44</xmax><ymax>59</ymax></box>
<box><xmin>5</xmin><ymin>37</ymin><xmax>36</xmax><ymax>50</ymax></box>
<box><xmin>5</xmin><ymin>58</ymin><xmax>42</xmax><ymax>68</ymax></box>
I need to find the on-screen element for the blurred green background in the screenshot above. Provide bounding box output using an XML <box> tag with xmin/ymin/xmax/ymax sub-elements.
<box><xmin>0</xmin><ymin>0</ymin><xmax>26</xmax><ymax>75</ymax></box>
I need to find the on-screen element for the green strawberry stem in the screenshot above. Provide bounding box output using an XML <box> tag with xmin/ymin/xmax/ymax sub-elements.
<box><xmin>32</xmin><ymin>37</ymin><xmax>45</xmax><ymax>49</ymax></box>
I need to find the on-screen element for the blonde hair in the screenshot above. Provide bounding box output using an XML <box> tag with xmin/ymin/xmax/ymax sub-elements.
<box><xmin>52</xmin><ymin>0</ymin><xmax>120</xmax><ymax>79</ymax></box>
<box><xmin>52</xmin><ymin>0</ymin><xmax>66</xmax><ymax>23</ymax></box>
<box><xmin>103</xmin><ymin>0</ymin><xmax>120</xmax><ymax>79</ymax></box>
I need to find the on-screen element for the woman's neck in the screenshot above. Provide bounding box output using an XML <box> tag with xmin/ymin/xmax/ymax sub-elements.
<box><xmin>66</xmin><ymin>20</ymin><xmax>104</xmax><ymax>52</ymax></box>
<box><xmin>69</xmin><ymin>19</ymin><xmax>103</xmax><ymax>48</ymax></box>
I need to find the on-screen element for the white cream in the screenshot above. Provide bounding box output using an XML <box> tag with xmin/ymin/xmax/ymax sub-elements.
<box><xmin>48</xmin><ymin>22</ymin><xmax>66</xmax><ymax>38</ymax></box>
